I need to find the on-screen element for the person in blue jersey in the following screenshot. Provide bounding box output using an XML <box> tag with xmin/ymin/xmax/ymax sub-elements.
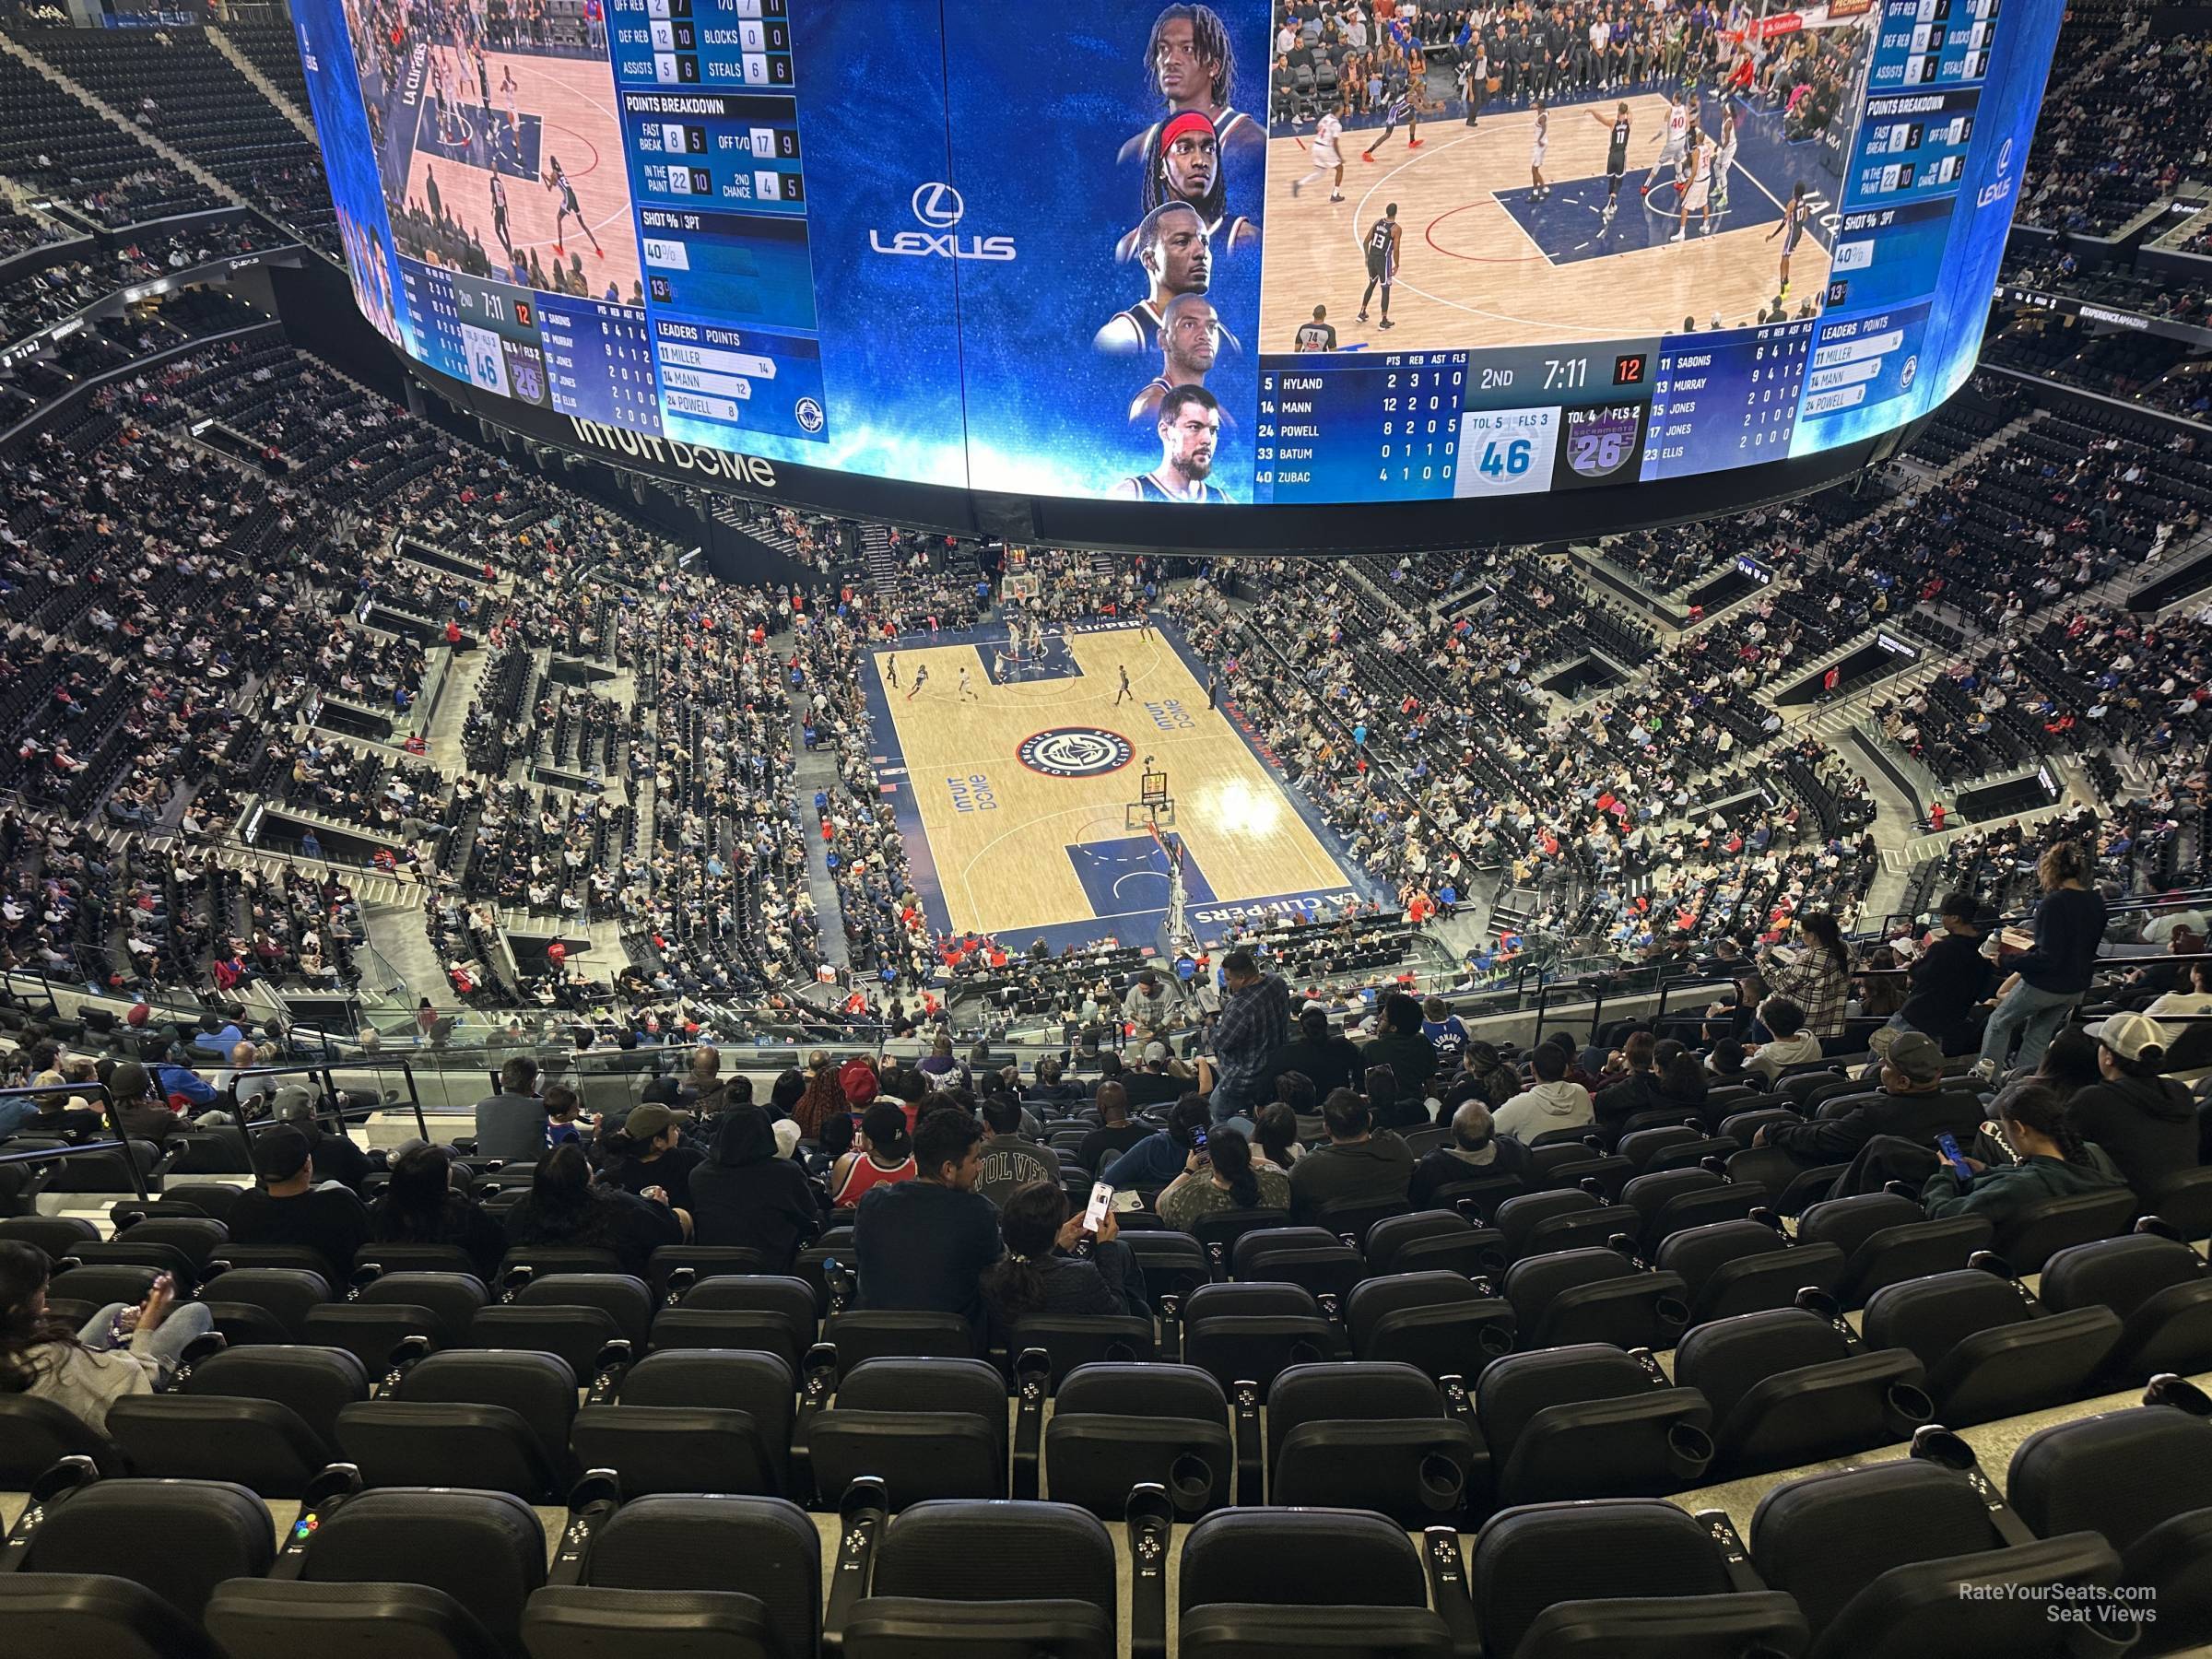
<box><xmin>1118</xmin><ymin>384</ymin><xmax>1230</xmax><ymax>503</ymax></box>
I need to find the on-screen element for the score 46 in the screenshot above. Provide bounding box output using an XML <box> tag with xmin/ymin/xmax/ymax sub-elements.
<box><xmin>1474</xmin><ymin>436</ymin><xmax>1535</xmax><ymax>480</ymax></box>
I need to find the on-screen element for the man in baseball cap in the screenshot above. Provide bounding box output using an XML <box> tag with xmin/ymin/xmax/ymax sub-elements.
<box><xmin>608</xmin><ymin>1102</ymin><xmax>701</xmax><ymax>1207</ymax></box>
<box><xmin>226</xmin><ymin>1124</ymin><xmax>370</xmax><ymax>1279</ymax></box>
<box><xmin>1756</xmin><ymin>1027</ymin><xmax>1984</xmax><ymax>1200</ymax></box>
<box><xmin>2072</xmin><ymin>1010</ymin><xmax>2194</xmax><ymax>1196</ymax></box>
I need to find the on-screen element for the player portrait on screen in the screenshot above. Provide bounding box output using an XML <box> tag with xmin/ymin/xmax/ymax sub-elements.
<box><xmin>1129</xmin><ymin>293</ymin><xmax>1223</xmax><ymax>424</ymax></box>
<box><xmin>1117</xmin><ymin>108</ymin><xmax>1259</xmax><ymax>261</ymax></box>
<box><xmin>1119</xmin><ymin>384</ymin><xmax>1231</xmax><ymax>502</ymax></box>
<box><xmin>1122</xmin><ymin>4</ymin><xmax>1263</xmax><ymax>166</ymax></box>
<box><xmin>1096</xmin><ymin>201</ymin><xmax>1214</xmax><ymax>355</ymax></box>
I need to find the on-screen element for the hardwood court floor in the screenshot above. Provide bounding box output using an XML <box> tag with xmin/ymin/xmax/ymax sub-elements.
<box><xmin>1259</xmin><ymin>92</ymin><xmax>1833</xmax><ymax>354</ymax></box>
<box><xmin>876</xmin><ymin>625</ymin><xmax>1357</xmax><ymax>941</ymax></box>
<box><xmin>398</xmin><ymin>45</ymin><xmax>642</xmax><ymax>300</ymax></box>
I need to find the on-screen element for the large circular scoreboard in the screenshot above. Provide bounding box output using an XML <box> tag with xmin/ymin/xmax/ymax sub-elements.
<box><xmin>288</xmin><ymin>0</ymin><xmax>2062</xmax><ymax>550</ymax></box>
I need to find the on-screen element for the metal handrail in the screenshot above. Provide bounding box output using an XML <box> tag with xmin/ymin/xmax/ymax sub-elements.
<box><xmin>0</xmin><ymin>1081</ymin><xmax>142</xmax><ymax>1199</ymax></box>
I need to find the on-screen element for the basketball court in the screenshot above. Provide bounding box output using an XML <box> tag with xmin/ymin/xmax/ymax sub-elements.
<box><xmin>1261</xmin><ymin>90</ymin><xmax>1838</xmax><ymax>353</ymax></box>
<box><xmin>865</xmin><ymin>621</ymin><xmax>1368</xmax><ymax>951</ymax></box>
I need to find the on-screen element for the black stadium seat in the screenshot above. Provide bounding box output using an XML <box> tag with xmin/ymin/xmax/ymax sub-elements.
<box><xmin>841</xmin><ymin>1499</ymin><xmax>1118</xmax><ymax>1657</ymax></box>
<box><xmin>1177</xmin><ymin>1507</ymin><xmax>1453</xmax><ymax>1657</ymax></box>
<box><xmin>337</xmin><ymin>1349</ymin><xmax>580</xmax><ymax>1500</ymax></box>
<box><xmin>1044</xmin><ymin>1361</ymin><xmax>1234</xmax><ymax>1521</ymax></box>
<box><xmin>1477</xmin><ymin>1343</ymin><xmax>1715</xmax><ymax>1506</ymax></box>
<box><xmin>1265</xmin><ymin>1361</ymin><xmax>1482</xmax><ymax>1524</ymax></box>
<box><xmin>107</xmin><ymin>1344</ymin><xmax>368</xmax><ymax>1496</ymax></box>
<box><xmin>808</xmin><ymin>1357</ymin><xmax>1008</xmax><ymax>1509</ymax></box>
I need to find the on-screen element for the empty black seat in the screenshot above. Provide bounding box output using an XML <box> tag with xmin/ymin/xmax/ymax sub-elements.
<box><xmin>1503</xmin><ymin>1246</ymin><xmax>1689</xmax><ymax>1351</ymax></box>
<box><xmin>1365</xmin><ymin>1210</ymin><xmax>1507</xmax><ymax>1277</ymax></box>
<box><xmin>1182</xmin><ymin>1283</ymin><xmax>1335</xmax><ymax>1391</ymax></box>
<box><xmin>521</xmin><ymin>1493</ymin><xmax>820</xmax><ymax>1659</ymax></box>
<box><xmin>514</xmin><ymin>1272</ymin><xmax>655</xmax><ymax>1348</ymax></box>
<box><xmin>1794</xmin><ymin>1193</ymin><xmax>1993</xmax><ymax>1309</ymax></box>
<box><xmin>1177</xmin><ymin>1507</ymin><xmax>1452</xmax><ymax>1657</ymax></box>
<box><xmin>1657</xmin><ymin>1219</ymin><xmax>1847</xmax><ymax>1325</ymax></box>
<box><xmin>337</xmin><ymin>1349</ymin><xmax>579</xmax><ymax>1500</ymax></box>
<box><xmin>1044</xmin><ymin>1361</ymin><xmax>1233</xmax><ymax>1521</ymax></box>
<box><xmin>1673</xmin><ymin>1309</ymin><xmax>1932</xmax><ymax>1479</ymax></box>
<box><xmin>108</xmin><ymin>1344</ymin><xmax>368</xmax><ymax>1496</ymax></box>
<box><xmin>1473</xmin><ymin>1497</ymin><xmax>1811</xmax><ymax>1659</ymax></box>
<box><xmin>1496</xmin><ymin>1190</ymin><xmax>1639</xmax><ymax>1258</ymax></box>
<box><xmin>842</xmin><ymin>1499</ymin><xmax>1117</xmax><ymax>1658</ymax></box>
<box><xmin>2037</xmin><ymin>1232</ymin><xmax>2212</xmax><ymax>1385</ymax></box>
<box><xmin>356</xmin><ymin>1271</ymin><xmax>491</xmax><ymax>1346</ymax></box>
<box><xmin>206</xmin><ymin>1487</ymin><xmax>547</xmax><ymax>1659</ymax></box>
<box><xmin>1230</xmin><ymin>1226</ymin><xmax>1369</xmax><ymax>1303</ymax></box>
<box><xmin>1266</xmin><ymin>1361</ymin><xmax>1480</xmax><ymax>1525</ymax></box>
<box><xmin>1477</xmin><ymin>1344</ymin><xmax>1715</xmax><ymax>1507</ymax></box>
<box><xmin>572</xmin><ymin>1349</ymin><xmax>794</xmax><ymax>1498</ymax></box>
<box><xmin>818</xmin><ymin>1309</ymin><xmax>973</xmax><ymax>1376</ymax></box>
<box><xmin>809</xmin><ymin>1356</ymin><xmax>1007</xmax><ymax>1509</ymax></box>
<box><xmin>1344</xmin><ymin>1269</ymin><xmax>1516</xmax><ymax>1380</ymax></box>
<box><xmin>204</xmin><ymin>1266</ymin><xmax>331</xmax><ymax>1345</ymax></box>
<box><xmin>0</xmin><ymin>1215</ymin><xmax>100</xmax><ymax>1260</ymax></box>
<box><xmin>1989</xmin><ymin>1187</ymin><xmax>2137</xmax><ymax>1274</ymax></box>
<box><xmin>1861</xmin><ymin>1268</ymin><xmax>2122</xmax><ymax>1427</ymax></box>
<box><xmin>1752</xmin><ymin>1458</ymin><xmax>2124</xmax><ymax>1659</ymax></box>
<box><xmin>1009</xmin><ymin>1314</ymin><xmax>1157</xmax><ymax>1384</ymax></box>
<box><xmin>470</xmin><ymin>1303</ymin><xmax>625</xmax><ymax>1374</ymax></box>
<box><xmin>0</xmin><ymin>1394</ymin><xmax>126</xmax><ymax>1484</ymax></box>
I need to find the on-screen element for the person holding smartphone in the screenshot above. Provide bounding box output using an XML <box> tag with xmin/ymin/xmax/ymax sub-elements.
<box><xmin>1918</xmin><ymin>1081</ymin><xmax>2126</xmax><ymax>1228</ymax></box>
<box><xmin>979</xmin><ymin>1181</ymin><xmax>1147</xmax><ymax>1346</ymax></box>
<box><xmin>0</xmin><ymin>1242</ymin><xmax>213</xmax><ymax>1430</ymax></box>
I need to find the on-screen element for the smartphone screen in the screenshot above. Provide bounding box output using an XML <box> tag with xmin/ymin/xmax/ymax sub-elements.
<box><xmin>1083</xmin><ymin>1181</ymin><xmax>1113</xmax><ymax>1234</ymax></box>
<box><xmin>1192</xmin><ymin>1128</ymin><xmax>1209</xmax><ymax>1157</ymax></box>
<box><xmin>1936</xmin><ymin>1132</ymin><xmax>1972</xmax><ymax>1182</ymax></box>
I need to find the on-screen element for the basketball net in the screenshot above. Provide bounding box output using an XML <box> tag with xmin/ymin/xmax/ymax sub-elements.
<box><xmin>1149</xmin><ymin>818</ymin><xmax>1197</xmax><ymax>957</ymax></box>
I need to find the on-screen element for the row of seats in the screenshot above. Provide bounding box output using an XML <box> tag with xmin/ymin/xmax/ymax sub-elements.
<box><xmin>8</xmin><ymin>1380</ymin><xmax>2212</xmax><ymax>1658</ymax></box>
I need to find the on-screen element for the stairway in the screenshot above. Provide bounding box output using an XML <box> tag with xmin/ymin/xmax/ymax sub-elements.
<box><xmin>207</xmin><ymin>25</ymin><xmax>318</xmax><ymax>142</ymax></box>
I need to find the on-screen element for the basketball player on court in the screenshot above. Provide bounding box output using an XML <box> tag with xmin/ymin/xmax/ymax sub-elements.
<box><xmin>1115</xmin><ymin>665</ymin><xmax>1135</xmax><ymax>704</ymax></box>
<box><xmin>1362</xmin><ymin>85</ymin><xmax>1417</xmax><ymax>161</ymax></box>
<box><xmin>1293</xmin><ymin>304</ymin><xmax>1336</xmax><ymax>351</ymax></box>
<box><xmin>1670</xmin><ymin>128</ymin><xmax>1712</xmax><ymax>239</ymax></box>
<box><xmin>1116</xmin><ymin>383</ymin><xmax>1230</xmax><ymax>502</ymax></box>
<box><xmin>1768</xmin><ymin>182</ymin><xmax>1808</xmax><ymax>297</ymax></box>
<box><xmin>1291</xmin><ymin>100</ymin><xmax>1346</xmax><ymax>200</ymax></box>
<box><xmin>1642</xmin><ymin>89</ymin><xmax>1692</xmax><ymax>195</ymax></box>
<box><xmin>1123</xmin><ymin>4</ymin><xmax>1260</xmax><ymax>164</ymax></box>
<box><xmin>489</xmin><ymin>171</ymin><xmax>512</xmax><ymax>256</ymax></box>
<box><xmin>1095</xmin><ymin>202</ymin><xmax>1211</xmax><ymax>354</ymax></box>
<box><xmin>906</xmin><ymin>664</ymin><xmax>929</xmax><ymax>701</ymax></box>
<box><xmin>1129</xmin><ymin>292</ymin><xmax>1220</xmax><ymax>424</ymax></box>
<box><xmin>1711</xmin><ymin>103</ymin><xmax>1739</xmax><ymax>215</ymax></box>
<box><xmin>1359</xmin><ymin>203</ymin><xmax>1401</xmax><ymax>329</ymax></box>
<box><xmin>1591</xmin><ymin>101</ymin><xmax>1631</xmax><ymax>220</ymax></box>
<box><xmin>500</xmin><ymin>64</ymin><xmax>520</xmax><ymax>152</ymax></box>
<box><xmin>885</xmin><ymin>653</ymin><xmax>898</xmax><ymax>689</ymax></box>
<box><xmin>1528</xmin><ymin>100</ymin><xmax>1550</xmax><ymax>199</ymax></box>
<box><xmin>547</xmin><ymin>158</ymin><xmax>604</xmax><ymax>258</ymax></box>
<box><xmin>958</xmin><ymin>665</ymin><xmax>978</xmax><ymax>701</ymax></box>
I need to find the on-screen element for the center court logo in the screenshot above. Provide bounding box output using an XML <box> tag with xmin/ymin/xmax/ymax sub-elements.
<box><xmin>868</xmin><ymin>182</ymin><xmax>1017</xmax><ymax>263</ymax></box>
<box><xmin>1017</xmin><ymin>727</ymin><xmax>1135</xmax><ymax>778</ymax></box>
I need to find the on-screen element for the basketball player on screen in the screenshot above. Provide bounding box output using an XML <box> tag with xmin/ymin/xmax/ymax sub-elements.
<box><xmin>1712</xmin><ymin>102</ymin><xmax>1740</xmax><ymax>216</ymax></box>
<box><xmin>547</xmin><ymin>158</ymin><xmax>604</xmax><ymax>258</ymax></box>
<box><xmin>489</xmin><ymin>171</ymin><xmax>512</xmax><ymax>257</ymax></box>
<box><xmin>1591</xmin><ymin>101</ymin><xmax>1631</xmax><ymax>220</ymax></box>
<box><xmin>1122</xmin><ymin>109</ymin><xmax>1253</xmax><ymax>259</ymax></box>
<box><xmin>1362</xmin><ymin>85</ymin><xmax>1417</xmax><ymax>161</ymax></box>
<box><xmin>1118</xmin><ymin>384</ymin><xmax>1230</xmax><ymax>502</ymax></box>
<box><xmin>1123</xmin><ymin>5</ymin><xmax>1259</xmax><ymax>164</ymax></box>
<box><xmin>1528</xmin><ymin>100</ymin><xmax>1550</xmax><ymax>199</ymax></box>
<box><xmin>1359</xmin><ymin>203</ymin><xmax>1401</xmax><ymax>328</ymax></box>
<box><xmin>1642</xmin><ymin>88</ymin><xmax>1692</xmax><ymax>195</ymax></box>
<box><xmin>1129</xmin><ymin>292</ymin><xmax>1220</xmax><ymax>424</ymax></box>
<box><xmin>1768</xmin><ymin>182</ymin><xmax>1808</xmax><ymax>297</ymax></box>
<box><xmin>1291</xmin><ymin>100</ymin><xmax>1346</xmax><ymax>201</ymax></box>
<box><xmin>1670</xmin><ymin>128</ymin><xmax>1712</xmax><ymax>239</ymax></box>
<box><xmin>1095</xmin><ymin>202</ymin><xmax>1211</xmax><ymax>354</ymax></box>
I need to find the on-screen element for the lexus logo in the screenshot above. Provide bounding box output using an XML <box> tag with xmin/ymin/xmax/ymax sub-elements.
<box><xmin>912</xmin><ymin>182</ymin><xmax>964</xmax><ymax>229</ymax></box>
<box><xmin>871</xmin><ymin>181</ymin><xmax>1016</xmax><ymax>262</ymax></box>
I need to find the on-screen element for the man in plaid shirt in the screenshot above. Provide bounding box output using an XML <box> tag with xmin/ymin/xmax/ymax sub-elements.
<box><xmin>1203</xmin><ymin>947</ymin><xmax>1291</xmax><ymax>1126</ymax></box>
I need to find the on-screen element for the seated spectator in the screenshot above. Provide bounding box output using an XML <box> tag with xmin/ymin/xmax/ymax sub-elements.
<box><xmin>1156</xmin><ymin>1121</ymin><xmax>1290</xmax><ymax>1230</ymax></box>
<box><xmin>1457</xmin><ymin>1041</ymin><xmax>1517</xmax><ymax>1107</ymax></box>
<box><xmin>1920</xmin><ymin>1081</ymin><xmax>2126</xmax><ymax>1226</ymax></box>
<box><xmin>367</xmin><ymin>1144</ymin><xmax>506</xmax><ymax>1277</ymax></box>
<box><xmin>1757</xmin><ymin>1030</ymin><xmax>1985</xmax><ymax>1195</ymax></box>
<box><xmin>1411</xmin><ymin>1099</ymin><xmax>1526</xmax><ymax>1206</ymax></box>
<box><xmin>269</xmin><ymin>1087</ymin><xmax>371</xmax><ymax>1191</ymax></box>
<box><xmin>853</xmin><ymin>1108</ymin><xmax>1002</xmax><ymax>1341</ymax></box>
<box><xmin>474</xmin><ymin>1055</ymin><xmax>545</xmax><ymax>1162</ymax></box>
<box><xmin>1592</xmin><ymin>1030</ymin><xmax>1661</xmax><ymax>1131</ymax></box>
<box><xmin>2145</xmin><ymin>959</ymin><xmax>2212</xmax><ymax>1047</ymax></box>
<box><xmin>108</xmin><ymin>1059</ymin><xmax>183</xmax><ymax>1146</ymax></box>
<box><xmin>0</xmin><ymin>1243</ymin><xmax>212</xmax><ymax>1432</ymax></box>
<box><xmin>1253</xmin><ymin>1101</ymin><xmax>1301</xmax><ymax>1173</ymax></box>
<box><xmin>976</xmin><ymin>1093</ymin><xmax>1059</xmax><ymax>1207</ymax></box>
<box><xmin>1706</xmin><ymin>1040</ymin><xmax>1748</xmax><ymax>1082</ymax></box>
<box><xmin>1076</xmin><ymin>1081</ymin><xmax>1148</xmax><ymax>1171</ymax></box>
<box><xmin>228</xmin><ymin>1124</ymin><xmax>371</xmax><ymax>1281</ymax></box>
<box><xmin>1422</xmin><ymin>997</ymin><xmax>1471</xmax><ymax>1069</ymax></box>
<box><xmin>1360</xmin><ymin>991</ymin><xmax>1440</xmax><ymax>1099</ymax></box>
<box><xmin>981</xmin><ymin>1180</ymin><xmax>1147</xmax><ymax>1347</ymax></box>
<box><xmin>1023</xmin><ymin>1055</ymin><xmax>1083</xmax><ymax>1109</ymax></box>
<box><xmin>1261</xmin><ymin>1004</ymin><xmax>1365</xmax><ymax>1097</ymax></box>
<box><xmin>2033</xmin><ymin>1029</ymin><xmax>2103</xmax><ymax>1103</ymax></box>
<box><xmin>915</xmin><ymin>1034</ymin><xmax>967</xmax><ymax>1094</ymax></box>
<box><xmin>1101</xmin><ymin>1092</ymin><xmax>1211</xmax><ymax>1189</ymax></box>
<box><xmin>1744</xmin><ymin>998</ymin><xmax>1822</xmax><ymax>1084</ymax></box>
<box><xmin>1274</xmin><ymin>1071</ymin><xmax>1325</xmax><ymax>1145</ymax></box>
<box><xmin>1364</xmin><ymin>1064</ymin><xmax>1428</xmax><ymax>1132</ymax></box>
<box><xmin>1288</xmin><ymin>1087</ymin><xmax>1414</xmax><ymax>1222</ymax></box>
<box><xmin>1894</xmin><ymin>893</ymin><xmax>1994</xmax><ymax>1051</ymax></box>
<box><xmin>830</xmin><ymin>1103</ymin><xmax>917</xmax><ymax>1206</ymax></box>
<box><xmin>502</xmin><ymin>1143</ymin><xmax>685</xmax><ymax>1277</ymax></box>
<box><xmin>1496</xmin><ymin>1041</ymin><xmax>1594</xmax><ymax>1141</ymax></box>
<box><xmin>688</xmin><ymin>1104</ymin><xmax>822</xmax><ymax>1272</ymax></box>
<box><xmin>1121</xmin><ymin>1041</ymin><xmax>1192</xmax><ymax>1109</ymax></box>
<box><xmin>2067</xmin><ymin>1012</ymin><xmax>2197</xmax><ymax>1197</ymax></box>
<box><xmin>601</xmin><ymin>1103</ymin><xmax>703</xmax><ymax>1209</ymax></box>
<box><xmin>543</xmin><ymin>1084</ymin><xmax>586</xmax><ymax>1148</ymax></box>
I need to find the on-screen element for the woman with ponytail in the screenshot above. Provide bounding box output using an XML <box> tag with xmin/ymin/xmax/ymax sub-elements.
<box><xmin>980</xmin><ymin>1182</ymin><xmax>1147</xmax><ymax>1347</ymax></box>
<box><xmin>1973</xmin><ymin>838</ymin><xmax>2109</xmax><ymax>1080</ymax></box>
<box><xmin>1918</xmin><ymin>1080</ymin><xmax>2124</xmax><ymax>1227</ymax></box>
<box><xmin>1155</xmin><ymin>1122</ymin><xmax>1289</xmax><ymax>1230</ymax></box>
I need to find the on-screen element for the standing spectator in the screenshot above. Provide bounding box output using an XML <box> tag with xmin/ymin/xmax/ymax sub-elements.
<box><xmin>1759</xmin><ymin>912</ymin><xmax>1853</xmax><ymax>1039</ymax></box>
<box><xmin>1974</xmin><ymin>841</ymin><xmax>2108</xmax><ymax>1080</ymax></box>
<box><xmin>474</xmin><ymin>1054</ymin><xmax>545</xmax><ymax>1162</ymax></box>
<box><xmin>1891</xmin><ymin>894</ymin><xmax>1994</xmax><ymax>1051</ymax></box>
<box><xmin>1204</xmin><ymin>948</ymin><xmax>1291</xmax><ymax>1124</ymax></box>
<box><xmin>853</xmin><ymin>1108</ymin><xmax>1002</xmax><ymax>1342</ymax></box>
